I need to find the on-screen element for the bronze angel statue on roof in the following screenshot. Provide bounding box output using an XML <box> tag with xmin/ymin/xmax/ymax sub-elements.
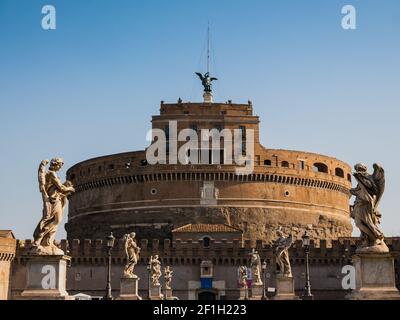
<box><xmin>350</xmin><ymin>163</ymin><xmax>388</xmax><ymax>253</ymax></box>
<box><xmin>195</xmin><ymin>72</ymin><xmax>217</xmax><ymax>93</ymax></box>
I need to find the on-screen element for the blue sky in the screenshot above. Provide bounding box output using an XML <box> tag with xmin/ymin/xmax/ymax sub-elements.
<box><xmin>0</xmin><ymin>0</ymin><xmax>399</xmax><ymax>240</ymax></box>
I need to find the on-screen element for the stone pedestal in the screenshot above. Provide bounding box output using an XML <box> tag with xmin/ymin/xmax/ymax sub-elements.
<box><xmin>203</xmin><ymin>92</ymin><xmax>213</xmax><ymax>103</ymax></box>
<box><xmin>250</xmin><ymin>284</ymin><xmax>263</xmax><ymax>300</ymax></box>
<box><xmin>238</xmin><ymin>287</ymin><xmax>249</xmax><ymax>300</ymax></box>
<box><xmin>164</xmin><ymin>288</ymin><xmax>178</xmax><ymax>300</ymax></box>
<box><xmin>149</xmin><ymin>284</ymin><xmax>163</xmax><ymax>300</ymax></box>
<box><xmin>272</xmin><ymin>275</ymin><xmax>298</xmax><ymax>300</ymax></box>
<box><xmin>19</xmin><ymin>255</ymin><xmax>71</xmax><ymax>300</ymax></box>
<box><xmin>117</xmin><ymin>277</ymin><xmax>142</xmax><ymax>300</ymax></box>
<box><xmin>346</xmin><ymin>253</ymin><xmax>400</xmax><ymax>300</ymax></box>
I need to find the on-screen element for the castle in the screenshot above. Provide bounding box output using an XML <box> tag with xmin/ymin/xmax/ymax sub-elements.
<box><xmin>65</xmin><ymin>99</ymin><xmax>352</xmax><ymax>244</ymax></box>
<box><xmin>1</xmin><ymin>90</ymin><xmax>399</xmax><ymax>300</ymax></box>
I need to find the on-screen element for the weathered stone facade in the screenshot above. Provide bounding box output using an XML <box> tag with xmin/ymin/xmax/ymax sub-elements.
<box><xmin>10</xmin><ymin>237</ymin><xmax>400</xmax><ymax>300</ymax></box>
<box><xmin>0</xmin><ymin>230</ymin><xmax>16</xmax><ymax>300</ymax></box>
<box><xmin>65</xmin><ymin>101</ymin><xmax>352</xmax><ymax>243</ymax></box>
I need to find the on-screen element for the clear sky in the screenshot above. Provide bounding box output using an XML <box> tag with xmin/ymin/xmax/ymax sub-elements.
<box><xmin>0</xmin><ymin>0</ymin><xmax>399</xmax><ymax>240</ymax></box>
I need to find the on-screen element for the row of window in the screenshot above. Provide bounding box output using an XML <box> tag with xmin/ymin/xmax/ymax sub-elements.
<box><xmin>264</xmin><ymin>160</ymin><xmax>350</xmax><ymax>181</ymax></box>
<box><xmin>71</xmin><ymin>159</ymin><xmax>350</xmax><ymax>182</ymax></box>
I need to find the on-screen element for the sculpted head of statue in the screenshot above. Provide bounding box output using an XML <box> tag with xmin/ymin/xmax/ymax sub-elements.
<box><xmin>49</xmin><ymin>158</ymin><xmax>64</xmax><ymax>171</ymax></box>
<box><xmin>354</xmin><ymin>163</ymin><xmax>367</xmax><ymax>173</ymax></box>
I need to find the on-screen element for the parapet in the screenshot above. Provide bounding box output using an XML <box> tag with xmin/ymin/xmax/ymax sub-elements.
<box><xmin>15</xmin><ymin>237</ymin><xmax>400</xmax><ymax>265</ymax></box>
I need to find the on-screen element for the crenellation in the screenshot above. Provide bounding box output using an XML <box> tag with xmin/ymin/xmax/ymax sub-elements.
<box><xmin>95</xmin><ymin>239</ymin><xmax>103</xmax><ymax>256</ymax></box>
<box><xmin>60</xmin><ymin>239</ymin><xmax>68</xmax><ymax>253</ymax></box>
<box><xmin>140</xmin><ymin>239</ymin><xmax>148</xmax><ymax>250</ymax></box>
<box><xmin>83</xmin><ymin>239</ymin><xmax>91</xmax><ymax>256</ymax></box>
<box><xmin>16</xmin><ymin>237</ymin><xmax>400</xmax><ymax>261</ymax></box>
<box><xmin>152</xmin><ymin>239</ymin><xmax>159</xmax><ymax>253</ymax></box>
<box><xmin>72</xmin><ymin>239</ymin><xmax>80</xmax><ymax>256</ymax></box>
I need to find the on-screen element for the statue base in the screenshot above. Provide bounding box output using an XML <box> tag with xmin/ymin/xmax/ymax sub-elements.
<box><xmin>250</xmin><ymin>284</ymin><xmax>263</xmax><ymax>300</ymax></box>
<box><xmin>238</xmin><ymin>287</ymin><xmax>249</xmax><ymax>300</ymax></box>
<box><xmin>164</xmin><ymin>288</ymin><xmax>178</xmax><ymax>300</ymax></box>
<box><xmin>203</xmin><ymin>92</ymin><xmax>213</xmax><ymax>103</ymax></box>
<box><xmin>149</xmin><ymin>285</ymin><xmax>163</xmax><ymax>300</ymax></box>
<box><xmin>346</xmin><ymin>252</ymin><xmax>400</xmax><ymax>300</ymax></box>
<box><xmin>117</xmin><ymin>277</ymin><xmax>142</xmax><ymax>300</ymax></box>
<box><xmin>272</xmin><ymin>275</ymin><xmax>299</xmax><ymax>300</ymax></box>
<box><xmin>18</xmin><ymin>255</ymin><xmax>72</xmax><ymax>300</ymax></box>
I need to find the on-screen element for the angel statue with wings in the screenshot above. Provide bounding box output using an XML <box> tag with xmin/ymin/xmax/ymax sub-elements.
<box><xmin>195</xmin><ymin>72</ymin><xmax>217</xmax><ymax>93</ymax></box>
<box><xmin>31</xmin><ymin>158</ymin><xmax>75</xmax><ymax>255</ymax></box>
<box><xmin>123</xmin><ymin>232</ymin><xmax>141</xmax><ymax>278</ymax></box>
<box><xmin>350</xmin><ymin>163</ymin><xmax>388</xmax><ymax>253</ymax></box>
<box><xmin>273</xmin><ymin>228</ymin><xmax>294</xmax><ymax>277</ymax></box>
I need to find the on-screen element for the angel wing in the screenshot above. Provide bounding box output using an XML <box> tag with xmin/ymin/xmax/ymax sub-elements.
<box><xmin>195</xmin><ymin>72</ymin><xmax>204</xmax><ymax>81</ymax></box>
<box><xmin>282</xmin><ymin>235</ymin><xmax>294</xmax><ymax>250</ymax></box>
<box><xmin>372</xmin><ymin>163</ymin><xmax>385</xmax><ymax>209</ymax></box>
<box><xmin>38</xmin><ymin>160</ymin><xmax>49</xmax><ymax>194</ymax></box>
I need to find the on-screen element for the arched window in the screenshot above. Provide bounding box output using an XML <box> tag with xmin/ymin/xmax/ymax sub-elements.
<box><xmin>313</xmin><ymin>162</ymin><xmax>328</xmax><ymax>173</ymax></box>
<box><xmin>347</xmin><ymin>174</ymin><xmax>352</xmax><ymax>182</ymax></box>
<box><xmin>203</xmin><ymin>237</ymin><xmax>211</xmax><ymax>248</ymax></box>
<box><xmin>264</xmin><ymin>159</ymin><xmax>272</xmax><ymax>166</ymax></box>
<box><xmin>281</xmin><ymin>161</ymin><xmax>289</xmax><ymax>168</ymax></box>
<box><xmin>335</xmin><ymin>168</ymin><xmax>344</xmax><ymax>178</ymax></box>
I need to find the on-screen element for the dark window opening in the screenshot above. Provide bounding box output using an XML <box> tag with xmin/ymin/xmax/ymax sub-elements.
<box><xmin>313</xmin><ymin>162</ymin><xmax>328</xmax><ymax>173</ymax></box>
<box><xmin>335</xmin><ymin>167</ymin><xmax>344</xmax><ymax>178</ymax></box>
<box><xmin>281</xmin><ymin>161</ymin><xmax>289</xmax><ymax>168</ymax></box>
<box><xmin>164</xmin><ymin>125</ymin><xmax>170</xmax><ymax>140</ymax></box>
<box><xmin>264</xmin><ymin>159</ymin><xmax>272</xmax><ymax>166</ymax></box>
<box><xmin>203</xmin><ymin>237</ymin><xmax>211</xmax><ymax>248</ymax></box>
<box><xmin>239</xmin><ymin>125</ymin><xmax>246</xmax><ymax>139</ymax></box>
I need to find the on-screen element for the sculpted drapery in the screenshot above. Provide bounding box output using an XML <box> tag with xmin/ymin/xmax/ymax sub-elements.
<box><xmin>123</xmin><ymin>232</ymin><xmax>141</xmax><ymax>278</ymax></box>
<box><xmin>350</xmin><ymin>163</ymin><xmax>388</xmax><ymax>253</ymax></box>
<box><xmin>273</xmin><ymin>230</ymin><xmax>293</xmax><ymax>277</ymax></box>
<box><xmin>32</xmin><ymin>158</ymin><xmax>75</xmax><ymax>255</ymax></box>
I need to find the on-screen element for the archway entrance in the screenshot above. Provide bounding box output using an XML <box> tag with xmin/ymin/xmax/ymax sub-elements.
<box><xmin>198</xmin><ymin>291</ymin><xmax>217</xmax><ymax>300</ymax></box>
